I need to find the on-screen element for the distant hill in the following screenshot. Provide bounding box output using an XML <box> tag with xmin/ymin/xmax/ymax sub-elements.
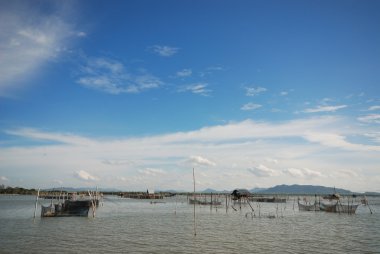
<box><xmin>250</xmin><ymin>187</ymin><xmax>268</xmax><ymax>193</ymax></box>
<box><xmin>201</xmin><ymin>188</ymin><xmax>231</xmax><ymax>193</ymax></box>
<box><xmin>43</xmin><ymin>187</ymin><xmax>122</xmax><ymax>192</ymax></box>
<box><xmin>257</xmin><ymin>184</ymin><xmax>352</xmax><ymax>195</ymax></box>
<box><xmin>41</xmin><ymin>185</ymin><xmax>378</xmax><ymax>195</ymax></box>
<box><xmin>364</xmin><ymin>191</ymin><xmax>380</xmax><ymax>196</ymax></box>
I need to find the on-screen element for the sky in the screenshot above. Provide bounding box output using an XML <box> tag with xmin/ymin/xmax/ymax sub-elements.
<box><xmin>0</xmin><ymin>0</ymin><xmax>380</xmax><ymax>192</ymax></box>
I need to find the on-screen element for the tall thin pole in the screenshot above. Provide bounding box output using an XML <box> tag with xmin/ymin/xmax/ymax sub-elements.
<box><xmin>88</xmin><ymin>190</ymin><xmax>96</xmax><ymax>218</ymax></box>
<box><xmin>175</xmin><ymin>194</ymin><xmax>177</xmax><ymax>215</ymax></box>
<box><xmin>33</xmin><ymin>189</ymin><xmax>40</xmax><ymax>218</ymax></box>
<box><xmin>193</xmin><ymin>168</ymin><xmax>196</xmax><ymax>236</ymax></box>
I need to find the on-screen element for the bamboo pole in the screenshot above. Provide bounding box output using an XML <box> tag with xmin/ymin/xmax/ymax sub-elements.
<box><xmin>88</xmin><ymin>190</ymin><xmax>96</xmax><ymax>218</ymax></box>
<box><xmin>174</xmin><ymin>194</ymin><xmax>177</xmax><ymax>215</ymax></box>
<box><xmin>210</xmin><ymin>193</ymin><xmax>213</xmax><ymax>211</ymax></box>
<box><xmin>364</xmin><ymin>196</ymin><xmax>373</xmax><ymax>214</ymax></box>
<box><xmin>225</xmin><ymin>194</ymin><xmax>228</xmax><ymax>213</ymax></box>
<box><xmin>193</xmin><ymin>168</ymin><xmax>196</xmax><ymax>236</ymax></box>
<box><xmin>33</xmin><ymin>189</ymin><xmax>40</xmax><ymax>218</ymax></box>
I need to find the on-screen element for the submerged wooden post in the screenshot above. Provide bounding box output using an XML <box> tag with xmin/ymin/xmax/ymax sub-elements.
<box><xmin>225</xmin><ymin>194</ymin><xmax>228</xmax><ymax>213</ymax></box>
<box><xmin>210</xmin><ymin>193</ymin><xmax>213</xmax><ymax>211</ymax></box>
<box><xmin>88</xmin><ymin>190</ymin><xmax>96</xmax><ymax>218</ymax></box>
<box><xmin>193</xmin><ymin>168</ymin><xmax>196</xmax><ymax>236</ymax></box>
<box><xmin>33</xmin><ymin>189</ymin><xmax>40</xmax><ymax>218</ymax></box>
<box><xmin>174</xmin><ymin>194</ymin><xmax>177</xmax><ymax>215</ymax></box>
<box><xmin>364</xmin><ymin>196</ymin><xmax>373</xmax><ymax>214</ymax></box>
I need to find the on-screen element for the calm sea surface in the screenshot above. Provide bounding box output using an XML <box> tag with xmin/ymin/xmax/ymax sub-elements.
<box><xmin>0</xmin><ymin>195</ymin><xmax>379</xmax><ymax>253</ymax></box>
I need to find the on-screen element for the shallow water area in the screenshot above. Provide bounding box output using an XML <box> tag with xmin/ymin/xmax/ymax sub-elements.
<box><xmin>0</xmin><ymin>195</ymin><xmax>379</xmax><ymax>253</ymax></box>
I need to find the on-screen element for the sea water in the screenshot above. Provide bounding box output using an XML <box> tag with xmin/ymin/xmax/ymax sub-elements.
<box><xmin>0</xmin><ymin>195</ymin><xmax>379</xmax><ymax>253</ymax></box>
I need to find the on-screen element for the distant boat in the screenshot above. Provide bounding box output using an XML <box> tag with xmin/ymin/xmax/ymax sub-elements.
<box><xmin>41</xmin><ymin>200</ymin><xmax>93</xmax><ymax>217</ymax></box>
<box><xmin>231</xmin><ymin>189</ymin><xmax>251</xmax><ymax>200</ymax></box>
<box><xmin>297</xmin><ymin>198</ymin><xmax>320</xmax><ymax>211</ymax></box>
<box><xmin>322</xmin><ymin>193</ymin><xmax>341</xmax><ymax>200</ymax></box>
<box><xmin>319</xmin><ymin>201</ymin><xmax>359</xmax><ymax>214</ymax></box>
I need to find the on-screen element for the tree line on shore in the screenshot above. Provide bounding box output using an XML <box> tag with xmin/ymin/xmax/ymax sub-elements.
<box><xmin>0</xmin><ymin>186</ymin><xmax>38</xmax><ymax>195</ymax></box>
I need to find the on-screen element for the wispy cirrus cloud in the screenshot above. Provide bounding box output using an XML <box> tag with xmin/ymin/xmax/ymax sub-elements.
<box><xmin>77</xmin><ymin>57</ymin><xmax>162</xmax><ymax>94</ymax></box>
<box><xmin>283</xmin><ymin>168</ymin><xmax>322</xmax><ymax>178</ymax></box>
<box><xmin>358</xmin><ymin>114</ymin><xmax>380</xmax><ymax>124</ymax></box>
<box><xmin>363</xmin><ymin>132</ymin><xmax>380</xmax><ymax>143</ymax></box>
<box><xmin>176</xmin><ymin>68</ymin><xmax>192</xmax><ymax>77</ymax></box>
<box><xmin>241</xmin><ymin>103</ymin><xmax>262</xmax><ymax>111</ymax></box>
<box><xmin>138</xmin><ymin>168</ymin><xmax>167</xmax><ymax>176</ymax></box>
<box><xmin>149</xmin><ymin>45</ymin><xmax>179</xmax><ymax>57</ymax></box>
<box><xmin>303</xmin><ymin>105</ymin><xmax>347</xmax><ymax>113</ymax></box>
<box><xmin>179</xmin><ymin>83</ymin><xmax>211</xmax><ymax>96</ymax></box>
<box><xmin>245</xmin><ymin>86</ymin><xmax>267</xmax><ymax>96</ymax></box>
<box><xmin>5</xmin><ymin>127</ymin><xmax>95</xmax><ymax>146</ymax></box>
<box><xmin>0</xmin><ymin>1</ymin><xmax>82</xmax><ymax>96</ymax></box>
<box><xmin>368</xmin><ymin>106</ymin><xmax>380</xmax><ymax>111</ymax></box>
<box><xmin>330</xmin><ymin>169</ymin><xmax>359</xmax><ymax>178</ymax></box>
<box><xmin>102</xmin><ymin>159</ymin><xmax>134</xmax><ymax>166</ymax></box>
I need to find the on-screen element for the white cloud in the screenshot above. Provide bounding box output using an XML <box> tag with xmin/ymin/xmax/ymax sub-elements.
<box><xmin>74</xmin><ymin>170</ymin><xmax>98</xmax><ymax>181</ymax></box>
<box><xmin>368</xmin><ymin>106</ymin><xmax>380</xmax><ymax>111</ymax></box>
<box><xmin>150</xmin><ymin>45</ymin><xmax>179</xmax><ymax>57</ymax></box>
<box><xmin>102</xmin><ymin>159</ymin><xmax>133</xmax><ymax>166</ymax></box>
<box><xmin>2</xmin><ymin>116</ymin><xmax>380</xmax><ymax>191</ymax></box>
<box><xmin>138</xmin><ymin>168</ymin><xmax>166</xmax><ymax>176</ymax></box>
<box><xmin>1</xmin><ymin>176</ymin><xmax>9</xmax><ymax>181</ymax></box>
<box><xmin>330</xmin><ymin>169</ymin><xmax>359</xmax><ymax>178</ymax></box>
<box><xmin>53</xmin><ymin>179</ymin><xmax>63</xmax><ymax>185</ymax></box>
<box><xmin>358</xmin><ymin>114</ymin><xmax>380</xmax><ymax>124</ymax></box>
<box><xmin>302</xmin><ymin>131</ymin><xmax>380</xmax><ymax>152</ymax></box>
<box><xmin>5</xmin><ymin>128</ymin><xmax>95</xmax><ymax>146</ymax></box>
<box><xmin>187</xmin><ymin>156</ymin><xmax>216</xmax><ymax>167</ymax></box>
<box><xmin>280</xmin><ymin>91</ymin><xmax>288</xmax><ymax>96</ymax></box>
<box><xmin>117</xmin><ymin>176</ymin><xmax>128</xmax><ymax>182</ymax></box>
<box><xmin>245</xmin><ymin>87</ymin><xmax>267</xmax><ymax>96</ymax></box>
<box><xmin>206</xmin><ymin>66</ymin><xmax>224</xmax><ymax>71</ymax></box>
<box><xmin>176</xmin><ymin>69</ymin><xmax>192</xmax><ymax>77</ymax></box>
<box><xmin>77</xmin><ymin>58</ymin><xmax>162</xmax><ymax>94</ymax></box>
<box><xmin>303</xmin><ymin>105</ymin><xmax>347</xmax><ymax>113</ymax></box>
<box><xmin>265</xmin><ymin>158</ymin><xmax>278</xmax><ymax>164</ymax></box>
<box><xmin>283</xmin><ymin>168</ymin><xmax>322</xmax><ymax>178</ymax></box>
<box><xmin>0</xmin><ymin>2</ymin><xmax>81</xmax><ymax>96</ymax></box>
<box><xmin>76</xmin><ymin>31</ymin><xmax>87</xmax><ymax>37</ymax></box>
<box><xmin>247</xmin><ymin>164</ymin><xmax>278</xmax><ymax>177</ymax></box>
<box><xmin>363</xmin><ymin>132</ymin><xmax>380</xmax><ymax>143</ymax></box>
<box><xmin>241</xmin><ymin>103</ymin><xmax>262</xmax><ymax>111</ymax></box>
<box><xmin>179</xmin><ymin>83</ymin><xmax>211</xmax><ymax>96</ymax></box>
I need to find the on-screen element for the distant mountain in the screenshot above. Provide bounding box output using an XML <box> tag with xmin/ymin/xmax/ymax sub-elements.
<box><xmin>250</xmin><ymin>187</ymin><xmax>268</xmax><ymax>193</ymax></box>
<box><xmin>364</xmin><ymin>191</ymin><xmax>380</xmax><ymax>196</ymax></box>
<box><xmin>199</xmin><ymin>188</ymin><xmax>231</xmax><ymax>193</ymax></box>
<box><xmin>258</xmin><ymin>184</ymin><xmax>352</xmax><ymax>194</ymax></box>
<box><xmin>42</xmin><ymin>187</ymin><xmax>122</xmax><ymax>192</ymax></box>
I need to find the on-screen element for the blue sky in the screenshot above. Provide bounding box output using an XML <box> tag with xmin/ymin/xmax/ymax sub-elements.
<box><xmin>1</xmin><ymin>0</ymin><xmax>380</xmax><ymax>192</ymax></box>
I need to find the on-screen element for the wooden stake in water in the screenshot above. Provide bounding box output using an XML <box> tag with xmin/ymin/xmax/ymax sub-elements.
<box><xmin>193</xmin><ymin>168</ymin><xmax>196</xmax><ymax>236</ymax></box>
<box><xmin>174</xmin><ymin>194</ymin><xmax>177</xmax><ymax>215</ymax></box>
<box><xmin>225</xmin><ymin>194</ymin><xmax>228</xmax><ymax>213</ymax></box>
<box><xmin>33</xmin><ymin>189</ymin><xmax>40</xmax><ymax>218</ymax></box>
<box><xmin>88</xmin><ymin>190</ymin><xmax>96</xmax><ymax>218</ymax></box>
